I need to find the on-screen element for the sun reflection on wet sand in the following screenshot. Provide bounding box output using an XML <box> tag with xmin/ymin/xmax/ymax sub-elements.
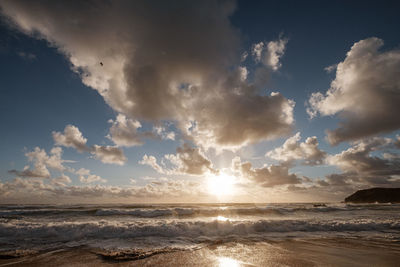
<box><xmin>217</xmin><ymin>215</ymin><xmax>229</xmax><ymax>221</ymax></box>
<box><xmin>217</xmin><ymin>257</ymin><xmax>241</xmax><ymax>267</ymax></box>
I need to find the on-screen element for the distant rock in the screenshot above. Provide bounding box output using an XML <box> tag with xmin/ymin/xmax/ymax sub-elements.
<box><xmin>345</xmin><ymin>188</ymin><xmax>400</xmax><ymax>203</ymax></box>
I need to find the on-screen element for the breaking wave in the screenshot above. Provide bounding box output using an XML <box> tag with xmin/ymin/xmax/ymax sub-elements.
<box><xmin>1</xmin><ymin>218</ymin><xmax>399</xmax><ymax>242</ymax></box>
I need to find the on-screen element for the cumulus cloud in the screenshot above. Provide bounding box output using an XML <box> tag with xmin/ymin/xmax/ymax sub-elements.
<box><xmin>53</xmin><ymin>125</ymin><xmax>89</xmax><ymax>152</ymax></box>
<box><xmin>251</xmin><ymin>36</ymin><xmax>288</xmax><ymax>71</ymax></box>
<box><xmin>185</xmin><ymin>92</ymin><xmax>294</xmax><ymax>150</ymax></box>
<box><xmin>0</xmin><ymin>0</ymin><xmax>294</xmax><ymax>150</ymax></box>
<box><xmin>76</xmin><ymin>168</ymin><xmax>106</xmax><ymax>184</ymax></box>
<box><xmin>165</xmin><ymin>143</ymin><xmax>217</xmax><ymax>175</ymax></box>
<box><xmin>108</xmin><ymin>114</ymin><xmax>143</xmax><ymax>147</ymax></box>
<box><xmin>51</xmin><ymin>174</ymin><xmax>72</xmax><ymax>187</ymax></box>
<box><xmin>318</xmin><ymin>137</ymin><xmax>400</xmax><ymax>187</ymax></box>
<box><xmin>308</xmin><ymin>38</ymin><xmax>400</xmax><ymax>144</ymax></box>
<box><xmin>153</xmin><ymin>126</ymin><xmax>175</xmax><ymax>141</ymax></box>
<box><xmin>266</xmin><ymin>132</ymin><xmax>326</xmax><ymax>165</ymax></box>
<box><xmin>327</xmin><ymin>137</ymin><xmax>398</xmax><ymax>176</ymax></box>
<box><xmin>91</xmin><ymin>145</ymin><xmax>126</xmax><ymax>165</ymax></box>
<box><xmin>140</xmin><ymin>144</ymin><xmax>217</xmax><ymax>175</ymax></box>
<box><xmin>53</xmin><ymin>124</ymin><xmax>127</xmax><ymax>165</ymax></box>
<box><xmin>139</xmin><ymin>155</ymin><xmax>164</xmax><ymax>174</ymax></box>
<box><xmin>232</xmin><ymin>156</ymin><xmax>301</xmax><ymax>187</ymax></box>
<box><xmin>8</xmin><ymin>147</ymin><xmax>66</xmax><ymax>178</ymax></box>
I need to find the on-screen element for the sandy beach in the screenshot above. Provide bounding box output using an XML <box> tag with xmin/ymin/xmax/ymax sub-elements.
<box><xmin>1</xmin><ymin>238</ymin><xmax>400</xmax><ymax>267</ymax></box>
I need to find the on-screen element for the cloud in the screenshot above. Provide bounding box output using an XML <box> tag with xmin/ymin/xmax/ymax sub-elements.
<box><xmin>17</xmin><ymin>51</ymin><xmax>36</xmax><ymax>60</ymax></box>
<box><xmin>8</xmin><ymin>147</ymin><xmax>66</xmax><ymax>178</ymax></box>
<box><xmin>139</xmin><ymin>155</ymin><xmax>164</xmax><ymax>174</ymax></box>
<box><xmin>324</xmin><ymin>64</ymin><xmax>337</xmax><ymax>73</ymax></box>
<box><xmin>53</xmin><ymin>124</ymin><xmax>127</xmax><ymax>165</ymax></box>
<box><xmin>165</xmin><ymin>143</ymin><xmax>218</xmax><ymax>175</ymax></box>
<box><xmin>251</xmin><ymin>36</ymin><xmax>288</xmax><ymax>71</ymax></box>
<box><xmin>140</xmin><ymin>144</ymin><xmax>217</xmax><ymax>175</ymax></box>
<box><xmin>395</xmin><ymin>135</ymin><xmax>400</xmax><ymax>148</ymax></box>
<box><xmin>327</xmin><ymin>137</ymin><xmax>398</xmax><ymax>176</ymax></box>
<box><xmin>153</xmin><ymin>126</ymin><xmax>175</xmax><ymax>141</ymax></box>
<box><xmin>76</xmin><ymin>168</ymin><xmax>106</xmax><ymax>184</ymax></box>
<box><xmin>266</xmin><ymin>132</ymin><xmax>326</xmax><ymax>165</ymax></box>
<box><xmin>232</xmin><ymin>156</ymin><xmax>301</xmax><ymax>187</ymax></box>
<box><xmin>91</xmin><ymin>145</ymin><xmax>126</xmax><ymax>165</ymax></box>
<box><xmin>308</xmin><ymin>38</ymin><xmax>400</xmax><ymax>144</ymax></box>
<box><xmin>318</xmin><ymin>137</ymin><xmax>400</xmax><ymax>187</ymax></box>
<box><xmin>185</xmin><ymin>91</ymin><xmax>294</xmax><ymax>150</ymax></box>
<box><xmin>107</xmin><ymin>114</ymin><xmax>143</xmax><ymax>147</ymax></box>
<box><xmin>51</xmin><ymin>174</ymin><xmax>72</xmax><ymax>187</ymax></box>
<box><xmin>53</xmin><ymin>125</ymin><xmax>89</xmax><ymax>152</ymax></box>
<box><xmin>0</xmin><ymin>177</ymin><xmax>202</xmax><ymax>201</ymax></box>
<box><xmin>0</xmin><ymin>0</ymin><xmax>294</xmax><ymax>150</ymax></box>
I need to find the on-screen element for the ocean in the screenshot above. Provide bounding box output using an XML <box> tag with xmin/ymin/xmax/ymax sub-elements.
<box><xmin>1</xmin><ymin>203</ymin><xmax>400</xmax><ymax>265</ymax></box>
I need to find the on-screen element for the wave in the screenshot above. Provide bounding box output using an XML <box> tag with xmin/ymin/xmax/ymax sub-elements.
<box><xmin>1</xmin><ymin>204</ymin><xmax>399</xmax><ymax>218</ymax></box>
<box><xmin>1</xmin><ymin>218</ymin><xmax>399</xmax><ymax>242</ymax></box>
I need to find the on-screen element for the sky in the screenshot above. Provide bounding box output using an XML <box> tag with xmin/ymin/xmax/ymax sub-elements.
<box><xmin>0</xmin><ymin>0</ymin><xmax>400</xmax><ymax>203</ymax></box>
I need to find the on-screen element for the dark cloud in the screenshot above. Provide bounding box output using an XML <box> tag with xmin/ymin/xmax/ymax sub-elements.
<box><xmin>0</xmin><ymin>0</ymin><xmax>294</xmax><ymax>150</ymax></box>
<box><xmin>232</xmin><ymin>156</ymin><xmax>301</xmax><ymax>187</ymax></box>
<box><xmin>319</xmin><ymin>137</ymin><xmax>400</xmax><ymax>187</ymax></box>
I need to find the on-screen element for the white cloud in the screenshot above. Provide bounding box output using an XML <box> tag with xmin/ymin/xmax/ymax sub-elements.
<box><xmin>140</xmin><ymin>144</ymin><xmax>217</xmax><ymax>176</ymax></box>
<box><xmin>308</xmin><ymin>38</ymin><xmax>400</xmax><ymax>144</ymax></box>
<box><xmin>324</xmin><ymin>64</ymin><xmax>337</xmax><ymax>73</ymax></box>
<box><xmin>153</xmin><ymin>126</ymin><xmax>175</xmax><ymax>141</ymax></box>
<box><xmin>108</xmin><ymin>114</ymin><xmax>143</xmax><ymax>147</ymax></box>
<box><xmin>8</xmin><ymin>147</ymin><xmax>66</xmax><ymax>178</ymax></box>
<box><xmin>76</xmin><ymin>168</ymin><xmax>106</xmax><ymax>184</ymax></box>
<box><xmin>53</xmin><ymin>125</ymin><xmax>89</xmax><ymax>152</ymax></box>
<box><xmin>0</xmin><ymin>177</ymin><xmax>203</xmax><ymax>202</ymax></box>
<box><xmin>252</xmin><ymin>42</ymin><xmax>264</xmax><ymax>62</ymax></box>
<box><xmin>252</xmin><ymin>37</ymin><xmax>288</xmax><ymax>71</ymax></box>
<box><xmin>91</xmin><ymin>145</ymin><xmax>126</xmax><ymax>165</ymax></box>
<box><xmin>139</xmin><ymin>155</ymin><xmax>165</xmax><ymax>174</ymax></box>
<box><xmin>266</xmin><ymin>132</ymin><xmax>326</xmax><ymax>165</ymax></box>
<box><xmin>53</xmin><ymin>124</ymin><xmax>127</xmax><ymax>165</ymax></box>
<box><xmin>164</xmin><ymin>144</ymin><xmax>218</xmax><ymax>175</ymax></box>
<box><xmin>51</xmin><ymin>174</ymin><xmax>72</xmax><ymax>187</ymax></box>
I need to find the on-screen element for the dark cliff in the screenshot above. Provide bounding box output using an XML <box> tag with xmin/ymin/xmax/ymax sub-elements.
<box><xmin>345</xmin><ymin>188</ymin><xmax>400</xmax><ymax>203</ymax></box>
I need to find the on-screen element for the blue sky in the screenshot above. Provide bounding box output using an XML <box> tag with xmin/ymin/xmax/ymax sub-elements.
<box><xmin>1</xmin><ymin>0</ymin><xmax>400</xmax><ymax>203</ymax></box>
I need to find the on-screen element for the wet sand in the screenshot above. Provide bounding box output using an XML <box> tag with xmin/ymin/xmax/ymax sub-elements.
<box><xmin>1</xmin><ymin>238</ymin><xmax>400</xmax><ymax>266</ymax></box>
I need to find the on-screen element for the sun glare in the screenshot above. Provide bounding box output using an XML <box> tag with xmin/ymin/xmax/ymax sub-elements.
<box><xmin>217</xmin><ymin>257</ymin><xmax>241</xmax><ymax>267</ymax></box>
<box><xmin>207</xmin><ymin>173</ymin><xmax>236</xmax><ymax>196</ymax></box>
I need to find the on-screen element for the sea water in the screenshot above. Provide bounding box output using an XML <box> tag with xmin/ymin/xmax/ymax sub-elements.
<box><xmin>1</xmin><ymin>203</ymin><xmax>399</xmax><ymax>254</ymax></box>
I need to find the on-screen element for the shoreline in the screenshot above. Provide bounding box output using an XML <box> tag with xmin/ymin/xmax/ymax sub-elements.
<box><xmin>1</xmin><ymin>238</ymin><xmax>400</xmax><ymax>266</ymax></box>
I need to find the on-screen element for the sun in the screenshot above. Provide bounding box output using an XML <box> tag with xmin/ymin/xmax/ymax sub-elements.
<box><xmin>207</xmin><ymin>172</ymin><xmax>236</xmax><ymax>196</ymax></box>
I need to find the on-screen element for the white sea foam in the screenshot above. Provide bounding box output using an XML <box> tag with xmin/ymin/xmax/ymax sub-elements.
<box><xmin>1</xmin><ymin>218</ymin><xmax>399</xmax><ymax>242</ymax></box>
